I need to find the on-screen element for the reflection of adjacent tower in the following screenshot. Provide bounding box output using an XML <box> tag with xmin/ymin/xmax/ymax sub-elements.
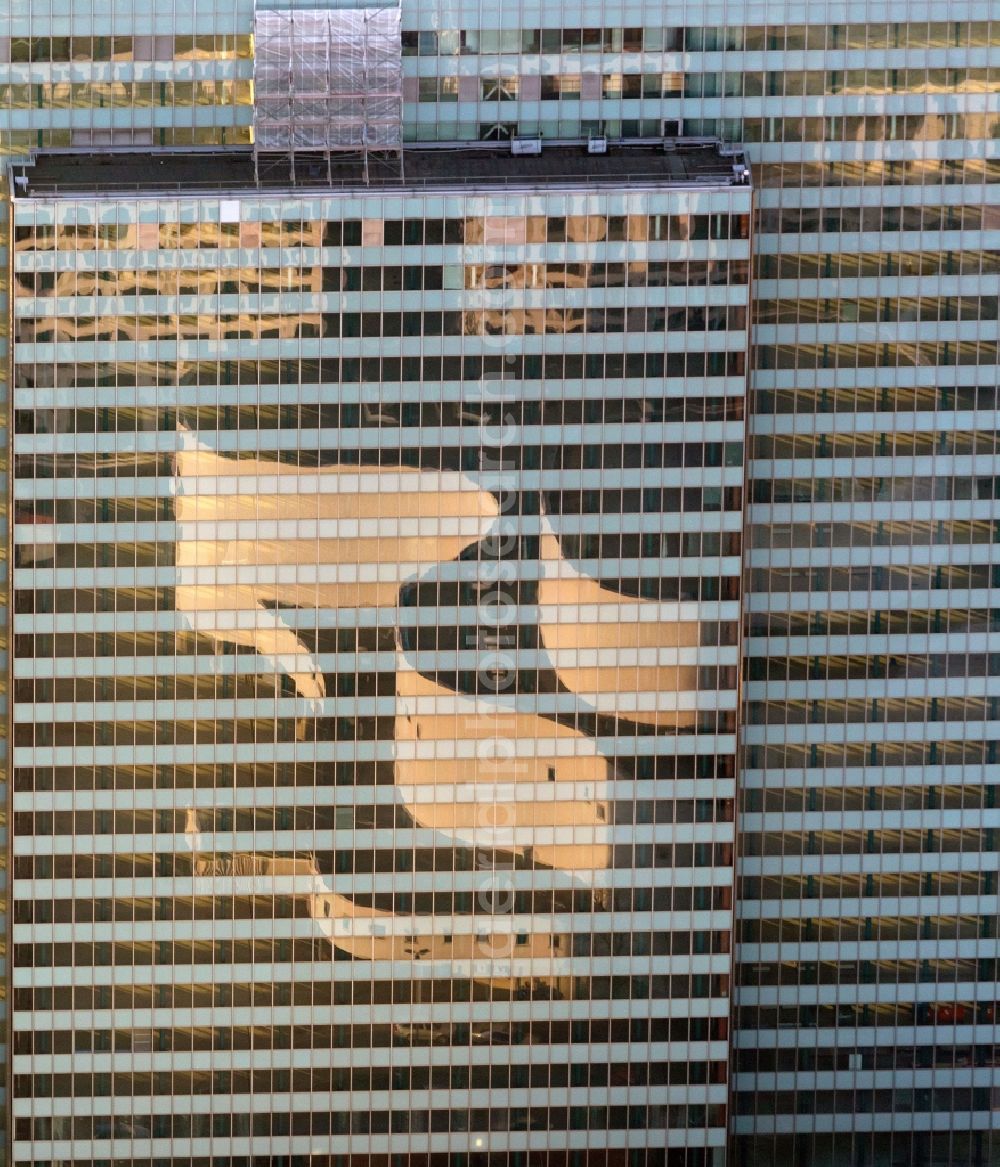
<box><xmin>464</xmin><ymin>212</ymin><xmax>662</xmax><ymax>337</ymax></box>
<box><xmin>182</xmin><ymin>806</ymin><xmax>205</xmax><ymax>868</ymax></box>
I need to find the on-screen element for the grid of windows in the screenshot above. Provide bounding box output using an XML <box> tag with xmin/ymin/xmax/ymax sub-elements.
<box><xmin>2</xmin><ymin>3</ymin><xmax>1000</xmax><ymax>1166</ymax></box>
<box><xmin>0</xmin><ymin>176</ymin><xmax>9</xmax><ymax>1160</ymax></box>
<box><xmin>5</xmin><ymin>15</ymin><xmax>1000</xmax><ymax>163</ymax></box>
<box><xmin>9</xmin><ymin>179</ymin><xmax>749</xmax><ymax>1165</ymax></box>
<box><xmin>733</xmin><ymin>6</ymin><xmax>1000</xmax><ymax>1165</ymax></box>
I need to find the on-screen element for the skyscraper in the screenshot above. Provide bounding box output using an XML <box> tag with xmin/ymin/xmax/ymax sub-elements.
<box><xmin>1</xmin><ymin>3</ymin><xmax>998</xmax><ymax>1167</ymax></box>
<box><xmin>9</xmin><ymin>143</ymin><xmax>750</xmax><ymax>1163</ymax></box>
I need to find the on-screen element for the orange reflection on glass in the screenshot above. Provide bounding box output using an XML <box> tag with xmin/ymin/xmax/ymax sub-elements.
<box><xmin>393</xmin><ymin>655</ymin><xmax>612</xmax><ymax>873</ymax></box>
<box><xmin>537</xmin><ymin>516</ymin><xmax>700</xmax><ymax>728</ymax></box>
<box><xmin>173</xmin><ymin>434</ymin><xmax>499</xmax><ymax>704</ymax></box>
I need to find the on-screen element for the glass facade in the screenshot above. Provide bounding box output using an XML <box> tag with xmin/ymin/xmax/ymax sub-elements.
<box><xmin>1</xmin><ymin>2</ymin><xmax>999</xmax><ymax>1166</ymax></box>
<box><xmin>8</xmin><ymin>172</ymin><xmax>749</xmax><ymax>1164</ymax></box>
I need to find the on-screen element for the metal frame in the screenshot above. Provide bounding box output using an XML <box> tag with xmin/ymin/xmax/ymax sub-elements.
<box><xmin>252</xmin><ymin>6</ymin><xmax>402</xmax><ymax>184</ymax></box>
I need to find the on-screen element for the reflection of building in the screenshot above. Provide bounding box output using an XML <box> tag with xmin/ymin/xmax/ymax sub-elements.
<box><xmin>9</xmin><ymin>144</ymin><xmax>749</xmax><ymax>1163</ymax></box>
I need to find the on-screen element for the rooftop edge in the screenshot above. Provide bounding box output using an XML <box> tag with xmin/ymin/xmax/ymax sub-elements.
<box><xmin>13</xmin><ymin>139</ymin><xmax>751</xmax><ymax>198</ymax></box>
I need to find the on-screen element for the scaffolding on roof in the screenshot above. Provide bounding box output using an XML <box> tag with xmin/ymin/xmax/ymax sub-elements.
<box><xmin>252</xmin><ymin>6</ymin><xmax>403</xmax><ymax>184</ymax></box>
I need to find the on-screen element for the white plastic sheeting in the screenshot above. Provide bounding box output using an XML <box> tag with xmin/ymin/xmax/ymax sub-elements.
<box><xmin>253</xmin><ymin>6</ymin><xmax>402</xmax><ymax>154</ymax></box>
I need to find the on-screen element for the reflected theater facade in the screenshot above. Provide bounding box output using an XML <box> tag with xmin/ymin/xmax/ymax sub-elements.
<box><xmin>9</xmin><ymin>146</ymin><xmax>750</xmax><ymax>1164</ymax></box>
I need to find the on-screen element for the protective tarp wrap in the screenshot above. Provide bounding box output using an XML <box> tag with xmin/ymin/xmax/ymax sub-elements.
<box><xmin>253</xmin><ymin>7</ymin><xmax>402</xmax><ymax>153</ymax></box>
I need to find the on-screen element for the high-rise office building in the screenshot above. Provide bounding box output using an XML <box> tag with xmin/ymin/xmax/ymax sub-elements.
<box><xmin>8</xmin><ymin>145</ymin><xmax>750</xmax><ymax>1164</ymax></box>
<box><xmin>1</xmin><ymin>3</ymin><xmax>998</xmax><ymax>1167</ymax></box>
